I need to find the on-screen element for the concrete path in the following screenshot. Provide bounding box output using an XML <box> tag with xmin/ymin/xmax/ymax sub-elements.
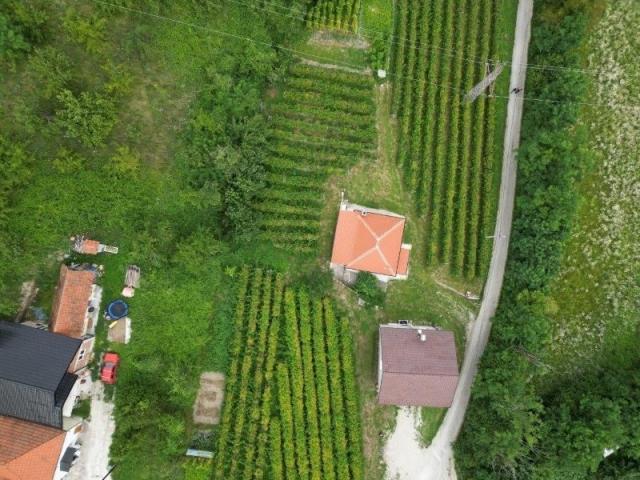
<box><xmin>68</xmin><ymin>381</ymin><xmax>116</xmax><ymax>480</ymax></box>
<box><xmin>383</xmin><ymin>0</ymin><xmax>534</xmax><ymax>478</ymax></box>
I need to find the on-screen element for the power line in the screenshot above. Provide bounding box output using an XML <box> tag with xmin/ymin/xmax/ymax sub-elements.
<box><xmin>225</xmin><ymin>0</ymin><xmax>605</xmax><ymax>77</ymax></box>
<box><xmin>87</xmin><ymin>0</ymin><xmax>640</xmax><ymax>111</ymax></box>
<box><xmin>88</xmin><ymin>0</ymin><xmax>469</xmax><ymax>97</ymax></box>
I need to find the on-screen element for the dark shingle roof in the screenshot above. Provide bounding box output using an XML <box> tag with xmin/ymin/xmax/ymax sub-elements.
<box><xmin>0</xmin><ymin>321</ymin><xmax>81</xmax><ymax>391</ymax></box>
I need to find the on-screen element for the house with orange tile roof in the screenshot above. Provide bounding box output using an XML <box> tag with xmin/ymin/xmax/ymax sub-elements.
<box><xmin>49</xmin><ymin>264</ymin><xmax>102</xmax><ymax>374</ymax></box>
<box><xmin>330</xmin><ymin>199</ymin><xmax>412</xmax><ymax>283</ymax></box>
<box><xmin>377</xmin><ymin>323</ymin><xmax>459</xmax><ymax>407</ymax></box>
<box><xmin>0</xmin><ymin>415</ymin><xmax>83</xmax><ymax>480</ymax></box>
<box><xmin>71</xmin><ymin>236</ymin><xmax>119</xmax><ymax>255</ymax></box>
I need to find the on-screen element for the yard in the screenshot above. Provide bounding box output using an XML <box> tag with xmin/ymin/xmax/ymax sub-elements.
<box><xmin>1</xmin><ymin>0</ymin><xmax>509</xmax><ymax>479</ymax></box>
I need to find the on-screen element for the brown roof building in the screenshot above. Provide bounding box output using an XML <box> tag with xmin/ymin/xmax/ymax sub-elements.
<box><xmin>330</xmin><ymin>200</ymin><xmax>411</xmax><ymax>283</ymax></box>
<box><xmin>49</xmin><ymin>265</ymin><xmax>98</xmax><ymax>339</ymax></box>
<box><xmin>378</xmin><ymin>324</ymin><xmax>459</xmax><ymax>407</ymax></box>
<box><xmin>0</xmin><ymin>416</ymin><xmax>65</xmax><ymax>480</ymax></box>
<box><xmin>49</xmin><ymin>265</ymin><xmax>101</xmax><ymax>373</ymax></box>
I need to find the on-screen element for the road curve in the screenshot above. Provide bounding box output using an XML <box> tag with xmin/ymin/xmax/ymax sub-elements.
<box><xmin>416</xmin><ymin>1</ymin><xmax>534</xmax><ymax>478</ymax></box>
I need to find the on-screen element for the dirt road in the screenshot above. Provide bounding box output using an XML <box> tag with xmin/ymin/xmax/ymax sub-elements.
<box><xmin>68</xmin><ymin>381</ymin><xmax>116</xmax><ymax>480</ymax></box>
<box><xmin>384</xmin><ymin>0</ymin><xmax>534</xmax><ymax>478</ymax></box>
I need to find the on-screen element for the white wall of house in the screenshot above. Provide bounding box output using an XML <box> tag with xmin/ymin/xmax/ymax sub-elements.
<box><xmin>85</xmin><ymin>285</ymin><xmax>102</xmax><ymax>335</ymax></box>
<box><xmin>62</xmin><ymin>379</ymin><xmax>81</xmax><ymax>418</ymax></box>
<box><xmin>68</xmin><ymin>337</ymin><xmax>95</xmax><ymax>373</ymax></box>
<box><xmin>54</xmin><ymin>419</ymin><xmax>83</xmax><ymax>480</ymax></box>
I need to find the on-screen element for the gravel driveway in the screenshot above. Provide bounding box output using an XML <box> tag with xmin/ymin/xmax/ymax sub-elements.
<box><xmin>68</xmin><ymin>381</ymin><xmax>116</xmax><ymax>480</ymax></box>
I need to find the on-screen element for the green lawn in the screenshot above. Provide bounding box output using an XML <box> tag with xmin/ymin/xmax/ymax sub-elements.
<box><xmin>543</xmin><ymin>0</ymin><xmax>640</xmax><ymax>378</ymax></box>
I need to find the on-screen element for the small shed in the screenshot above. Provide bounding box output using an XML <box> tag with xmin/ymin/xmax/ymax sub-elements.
<box><xmin>107</xmin><ymin>317</ymin><xmax>131</xmax><ymax>344</ymax></box>
<box><xmin>378</xmin><ymin>324</ymin><xmax>459</xmax><ymax>407</ymax></box>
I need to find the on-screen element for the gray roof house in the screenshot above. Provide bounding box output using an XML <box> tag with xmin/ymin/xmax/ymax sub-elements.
<box><xmin>378</xmin><ymin>323</ymin><xmax>459</xmax><ymax>407</ymax></box>
<box><xmin>0</xmin><ymin>321</ymin><xmax>81</xmax><ymax>428</ymax></box>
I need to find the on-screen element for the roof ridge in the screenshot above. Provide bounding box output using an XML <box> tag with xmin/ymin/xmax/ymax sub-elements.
<box><xmin>349</xmin><ymin>214</ymin><xmax>403</xmax><ymax>275</ymax></box>
<box><xmin>383</xmin><ymin>370</ymin><xmax>459</xmax><ymax>377</ymax></box>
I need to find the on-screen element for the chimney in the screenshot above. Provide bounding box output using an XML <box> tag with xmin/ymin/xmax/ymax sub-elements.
<box><xmin>420</xmin><ymin>334</ymin><xmax>427</xmax><ymax>342</ymax></box>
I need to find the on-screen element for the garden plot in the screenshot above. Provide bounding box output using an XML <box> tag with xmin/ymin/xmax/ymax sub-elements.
<box><xmin>193</xmin><ymin>372</ymin><xmax>225</xmax><ymax>425</ymax></box>
<box><xmin>258</xmin><ymin>63</ymin><xmax>376</xmax><ymax>254</ymax></box>
<box><xmin>211</xmin><ymin>267</ymin><xmax>363</xmax><ymax>479</ymax></box>
<box><xmin>391</xmin><ymin>0</ymin><xmax>505</xmax><ymax>278</ymax></box>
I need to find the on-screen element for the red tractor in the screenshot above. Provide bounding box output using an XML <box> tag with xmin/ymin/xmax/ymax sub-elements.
<box><xmin>100</xmin><ymin>352</ymin><xmax>121</xmax><ymax>384</ymax></box>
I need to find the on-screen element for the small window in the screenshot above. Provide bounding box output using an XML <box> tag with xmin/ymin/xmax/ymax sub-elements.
<box><xmin>78</xmin><ymin>349</ymin><xmax>85</xmax><ymax>360</ymax></box>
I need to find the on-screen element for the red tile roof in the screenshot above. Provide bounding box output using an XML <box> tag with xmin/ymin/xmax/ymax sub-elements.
<box><xmin>396</xmin><ymin>246</ymin><xmax>411</xmax><ymax>276</ymax></box>
<box><xmin>49</xmin><ymin>265</ymin><xmax>95</xmax><ymax>338</ymax></box>
<box><xmin>378</xmin><ymin>326</ymin><xmax>459</xmax><ymax>407</ymax></box>
<box><xmin>79</xmin><ymin>240</ymin><xmax>100</xmax><ymax>255</ymax></box>
<box><xmin>331</xmin><ymin>206</ymin><xmax>408</xmax><ymax>277</ymax></box>
<box><xmin>0</xmin><ymin>416</ymin><xmax>65</xmax><ymax>480</ymax></box>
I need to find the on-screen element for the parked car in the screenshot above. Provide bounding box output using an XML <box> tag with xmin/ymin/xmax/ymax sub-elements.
<box><xmin>100</xmin><ymin>352</ymin><xmax>121</xmax><ymax>384</ymax></box>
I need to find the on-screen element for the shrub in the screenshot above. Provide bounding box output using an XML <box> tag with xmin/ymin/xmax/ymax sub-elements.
<box><xmin>55</xmin><ymin>89</ymin><xmax>117</xmax><ymax>148</ymax></box>
<box><xmin>352</xmin><ymin>272</ymin><xmax>385</xmax><ymax>307</ymax></box>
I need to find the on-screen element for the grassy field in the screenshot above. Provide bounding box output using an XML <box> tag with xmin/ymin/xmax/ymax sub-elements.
<box><xmin>258</xmin><ymin>62</ymin><xmax>377</xmax><ymax>253</ymax></box>
<box><xmin>390</xmin><ymin>0</ymin><xmax>516</xmax><ymax>279</ymax></box>
<box><xmin>544</xmin><ymin>0</ymin><xmax>640</xmax><ymax>377</ymax></box>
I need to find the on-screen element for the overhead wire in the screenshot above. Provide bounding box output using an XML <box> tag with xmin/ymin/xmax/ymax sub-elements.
<box><xmin>226</xmin><ymin>0</ymin><xmax>606</xmax><ymax>76</ymax></box>
<box><xmin>86</xmin><ymin>0</ymin><xmax>640</xmax><ymax>111</ymax></box>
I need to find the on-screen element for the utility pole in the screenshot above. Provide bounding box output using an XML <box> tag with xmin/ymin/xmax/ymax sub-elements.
<box><xmin>101</xmin><ymin>464</ymin><xmax>117</xmax><ymax>480</ymax></box>
<box><xmin>465</xmin><ymin>61</ymin><xmax>505</xmax><ymax>102</ymax></box>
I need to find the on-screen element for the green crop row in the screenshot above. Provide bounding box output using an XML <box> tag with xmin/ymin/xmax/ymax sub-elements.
<box><xmin>415</xmin><ymin>0</ymin><xmax>445</xmax><ymax>222</ymax></box>
<box><xmin>450</xmin><ymin>0</ymin><xmax>482</xmax><ymax>275</ymax></box>
<box><xmin>212</xmin><ymin>267</ymin><xmax>250</xmax><ymax>479</ymax></box>
<box><xmin>428</xmin><ymin>0</ymin><xmax>461</xmax><ymax>263</ymax></box>
<box><xmin>227</xmin><ymin>268</ymin><xmax>264</xmax><ymax>478</ymax></box>
<box><xmin>269</xmin><ymin>103</ymin><xmax>374</xmax><ymax>130</ymax></box>
<box><xmin>271</xmin><ymin>116</ymin><xmax>375</xmax><ymax>145</ymax></box>
<box><xmin>254</xmin><ymin>274</ymin><xmax>284</xmax><ymax>480</ymax></box>
<box><xmin>290</xmin><ymin>63</ymin><xmax>372</xmax><ymax>90</ymax></box>
<box><xmin>269</xmin><ymin>418</ymin><xmax>284</xmax><ymax>480</ymax></box>
<box><xmin>312</xmin><ymin>299</ymin><xmax>336</xmax><ymax>480</ymax></box>
<box><xmin>390</xmin><ymin>0</ymin><xmax>500</xmax><ymax>279</ymax></box>
<box><xmin>440</xmin><ymin>0</ymin><xmax>470</xmax><ymax>267</ymax></box>
<box><xmin>281</xmin><ymin>89</ymin><xmax>373</xmax><ymax>115</ymax></box>
<box><xmin>298</xmin><ymin>291</ymin><xmax>323</xmax><ymax>480</ymax></box>
<box><xmin>276</xmin><ymin>363</ymin><xmax>298</xmax><ymax>476</ymax></box>
<box><xmin>286</xmin><ymin>76</ymin><xmax>373</xmax><ymax>103</ymax></box>
<box><xmin>395</xmin><ymin>0</ymin><xmax>420</xmax><ymax>182</ymax></box>
<box><xmin>338</xmin><ymin>315</ymin><xmax>364</xmax><ymax>479</ymax></box>
<box><xmin>323</xmin><ymin>299</ymin><xmax>351</xmax><ymax>480</ymax></box>
<box><xmin>306</xmin><ymin>0</ymin><xmax>359</xmax><ymax>32</ymax></box>
<box><xmin>266</xmin><ymin>144</ymin><xmax>355</xmax><ymax>169</ymax></box>
<box><xmin>405</xmin><ymin>0</ymin><xmax>432</xmax><ymax>192</ymax></box>
<box><xmin>284</xmin><ymin>289</ymin><xmax>311</xmax><ymax>480</ymax></box>
<box><xmin>240</xmin><ymin>273</ymin><xmax>272</xmax><ymax>480</ymax></box>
